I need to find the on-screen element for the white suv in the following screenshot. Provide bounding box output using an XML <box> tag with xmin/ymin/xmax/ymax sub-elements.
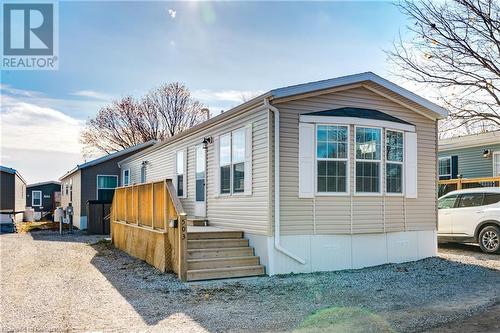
<box><xmin>438</xmin><ymin>188</ymin><xmax>500</xmax><ymax>254</ymax></box>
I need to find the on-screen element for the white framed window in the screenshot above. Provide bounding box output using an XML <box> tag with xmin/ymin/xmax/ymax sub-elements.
<box><xmin>493</xmin><ymin>152</ymin><xmax>500</xmax><ymax>177</ymax></box>
<box><xmin>122</xmin><ymin>169</ymin><xmax>130</xmax><ymax>186</ymax></box>
<box><xmin>386</xmin><ymin>129</ymin><xmax>404</xmax><ymax>194</ymax></box>
<box><xmin>96</xmin><ymin>175</ymin><xmax>118</xmax><ymax>202</ymax></box>
<box><xmin>69</xmin><ymin>179</ymin><xmax>73</xmax><ymax>202</ymax></box>
<box><xmin>176</xmin><ymin>150</ymin><xmax>185</xmax><ymax>197</ymax></box>
<box><xmin>219</xmin><ymin>128</ymin><xmax>247</xmax><ymax>195</ymax></box>
<box><xmin>355</xmin><ymin>126</ymin><xmax>382</xmax><ymax>194</ymax></box>
<box><xmin>140</xmin><ymin>164</ymin><xmax>146</xmax><ymax>183</ymax></box>
<box><xmin>438</xmin><ymin>156</ymin><xmax>451</xmax><ymax>180</ymax></box>
<box><xmin>316</xmin><ymin>124</ymin><xmax>349</xmax><ymax>194</ymax></box>
<box><xmin>32</xmin><ymin>190</ymin><xmax>42</xmax><ymax>207</ymax></box>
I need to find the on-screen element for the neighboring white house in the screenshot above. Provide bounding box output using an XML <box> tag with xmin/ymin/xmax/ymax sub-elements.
<box><xmin>118</xmin><ymin>72</ymin><xmax>447</xmax><ymax>275</ymax></box>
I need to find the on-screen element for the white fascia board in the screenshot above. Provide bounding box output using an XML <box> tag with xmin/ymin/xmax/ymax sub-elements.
<box><xmin>299</xmin><ymin>115</ymin><xmax>416</xmax><ymax>132</ymax></box>
<box><xmin>272</xmin><ymin>72</ymin><xmax>448</xmax><ymax>119</ymax></box>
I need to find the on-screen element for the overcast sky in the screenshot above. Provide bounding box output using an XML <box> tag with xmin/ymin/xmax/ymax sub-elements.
<box><xmin>1</xmin><ymin>1</ymin><xmax>412</xmax><ymax>183</ymax></box>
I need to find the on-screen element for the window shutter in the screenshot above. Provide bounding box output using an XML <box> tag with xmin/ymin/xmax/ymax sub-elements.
<box><xmin>405</xmin><ymin>132</ymin><xmax>418</xmax><ymax>198</ymax></box>
<box><xmin>298</xmin><ymin>123</ymin><xmax>315</xmax><ymax>198</ymax></box>
<box><xmin>183</xmin><ymin>148</ymin><xmax>188</xmax><ymax>198</ymax></box>
<box><xmin>451</xmin><ymin>155</ymin><xmax>458</xmax><ymax>179</ymax></box>
<box><xmin>244</xmin><ymin>123</ymin><xmax>253</xmax><ymax>195</ymax></box>
<box><xmin>214</xmin><ymin>137</ymin><xmax>220</xmax><ymax>196</ymax></box>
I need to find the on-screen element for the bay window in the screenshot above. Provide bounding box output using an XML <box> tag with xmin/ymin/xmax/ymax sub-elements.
<box><xmin>355</xmin><ymin>127</ymin><xmax>381</xmax><ymax>193</ymax></box>
<box><xmin>316</xmin><ymin>125</ymin><xmax>348</xmax><ymax>193</ymax></box>
<box><xmin>386</xmin><ymin>130</ymin><xmax>404</xmax><ymax>193</ymax></box>
<box><xmin>219</xmin><ymin>128</ymin><xmax>246</xmax><ymax>195</ymax></box>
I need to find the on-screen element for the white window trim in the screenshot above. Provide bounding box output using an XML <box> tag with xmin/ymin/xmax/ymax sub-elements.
<box><xmin>493</xmin><ymin>151</ymin><xmax>500</xmax><ymax>177</ymax></box>
<box><xmin>438</xmin><ymin>156</ymin><xmax>452</xmax><ymax>179</ymax></box>
<box><xmin>300</xmin><ymin>115</ymin><xmax>416</xmax><ymax>132</ymax></box>
<box><xmin>354</xmin><ymin>125</ymin><xmax>383</xmax><ymax>196</ymax></box>
<box><xmin>385</xmin><ymin>128</ymin><xmax>405</xmax><ymax>196</ymax></box>
<box><xmin>32</xmin><ymin>190</ymin><xmax>42</xmax><ymax>207</ymax></box>
<box><xmin>314</xmin><ymin>123</ymin><xmax>350</xmax><ymax>196</ymax></box>
<box><xmin>122</xmin><ymin>168</ymin><xmax>130</xmax><ymax>186</ymax></box>
<box><xmin>218</xmin><ymin>127</ymin><xmax>249</xmax><ymax>197</ymax></box>
<box><xmin>96</xmin><ymin>175</ymin><xmax>118</xmax><ymax>200</ymax></box>
<box><xmin>175</xmin><ymin>150</ymin><xmax>187</xmax><ymax>198</ymax></box>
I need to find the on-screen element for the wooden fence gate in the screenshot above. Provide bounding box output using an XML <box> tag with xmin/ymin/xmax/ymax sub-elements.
<box><xmin>110</xmin><ymin>179</ymin><xmax>187</xmax><ymax>281</ymax></box>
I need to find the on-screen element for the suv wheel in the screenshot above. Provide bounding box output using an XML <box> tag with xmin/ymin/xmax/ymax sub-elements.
<box><xmin>478</xmin><ymin>225</ymin><xmax>500</xmax><ymax>254</ymax></box>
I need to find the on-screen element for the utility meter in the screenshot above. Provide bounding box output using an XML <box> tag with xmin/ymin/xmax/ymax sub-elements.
<box><xmin>66</xmin><ymin>204</ymin><xmax>74</xmax><ymax>216</ymax></box>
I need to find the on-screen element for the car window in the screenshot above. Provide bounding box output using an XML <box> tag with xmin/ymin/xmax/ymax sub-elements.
<box><xmin>438</xmin><ymin>195</ymin><xmax>458</xmax><ymax>209</ymax></box>
<box><xmin>457</xmin><ymin>193</ymin><xmax>484</xmax><ymax>208</ymax></box>
<box><xmin>483</xmin><ymin>193</ymin><xmax>500</xmax><ymax>206</ymax></box>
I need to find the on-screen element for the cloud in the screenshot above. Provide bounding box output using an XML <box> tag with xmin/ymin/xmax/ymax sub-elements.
<box><xmin>0</xmin><ymin>84</ymin><xmax>42</xmax><ymax>98</ymax></box>
<box><xmin>71</xmin><ymin>90</ymin><xmax>114</xmax><ymax>101</ymax></box>
<box><xmin>0</xmin><ymin>95</ymin><xmax>84</xmax><ymax>154</ymax></box>
<box><xmin>168</xmin><ymin>9</ymin><xmax>176</xmax><ymax>19</ymax></box>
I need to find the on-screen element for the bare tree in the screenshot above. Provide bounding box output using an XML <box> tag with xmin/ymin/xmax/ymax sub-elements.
<box><xmin>388</xmin><ymin>0</ymin><xmax>500</xmax><ymax>136</ymax></box>
<box><xmin>81</xmin><ymin>83</ymin><xmax>206</xmax><ymax>154</ymax></box>
<box><xmin>143</xmin><ymin>82</ymin><xmax>206</xmax><ymax>137</ymax></box>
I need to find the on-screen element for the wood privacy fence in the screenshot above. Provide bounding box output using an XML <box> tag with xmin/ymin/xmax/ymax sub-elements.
<box><xmin>438</xmin><ymin>176</ymin><xmax>500</xmax><ymax>197</ymax></box>
<box><xmin>110</xmin><ymin>179</ymin><xmax>187</xmax><ymax>281</ymax></box>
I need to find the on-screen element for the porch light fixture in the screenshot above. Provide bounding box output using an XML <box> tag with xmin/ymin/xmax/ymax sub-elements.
<box><xmin>483</xmin><ymin>149</ymin><xmax>492</xmax><ymax>158</ymax></box>
<box><xmin>202</xmin><ymin>136</ymin><xmax>213</xmax><ymax>149</ymax></box>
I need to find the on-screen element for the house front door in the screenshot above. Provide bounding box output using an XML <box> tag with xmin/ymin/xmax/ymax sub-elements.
<box><xmin>194</xmin><ymin>145</ymin><xmax>206</xmax><ymax>217</ymax></box>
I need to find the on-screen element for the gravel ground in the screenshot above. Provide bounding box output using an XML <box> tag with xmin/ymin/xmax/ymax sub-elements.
<box><xmin>1</xmin><ymin>231</ymin><xmax>499</xmax><ymax>333</ymax></box>
<box><xmin>438</xmin><ymin>242</ymin><xmax>500</xmax><ymax>270</ymax></box>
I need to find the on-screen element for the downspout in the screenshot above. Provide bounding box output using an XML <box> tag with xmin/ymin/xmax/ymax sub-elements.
<box><xmin>265</xmin><ymin>99</ymin><xmax>306</xmax><ymax>265</ymax></box>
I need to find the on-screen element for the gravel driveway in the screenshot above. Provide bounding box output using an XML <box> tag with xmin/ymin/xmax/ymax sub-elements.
<box><xmin>1</xmin><ymin>231</ymin><xmax>499</xmax><ymax>333</ymax></box>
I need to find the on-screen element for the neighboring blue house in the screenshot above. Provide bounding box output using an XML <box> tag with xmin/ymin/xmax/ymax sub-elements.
<box><xmin>438</xmin><ymin>130</ymin><xmax>500</xmax><ymax>180</ymax></box>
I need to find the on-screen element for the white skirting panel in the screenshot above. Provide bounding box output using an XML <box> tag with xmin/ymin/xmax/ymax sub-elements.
<box><xmin>245</xmin><ymin>230</ymin><xmax>437</xmax><ymax>276</ymax></box>
<box><xmin>0</xmin><ymin>213</ymin><xmax>23</xmax><ymax>223</ymax></box>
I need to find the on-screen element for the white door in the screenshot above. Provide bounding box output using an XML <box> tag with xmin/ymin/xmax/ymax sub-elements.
<box><xmin>452</xmin><ymin>193</ymin><xmax>485</xmax><ymax>237</ymax></box>
<box><xmin>494</xmin><ymin>152</ymin><xmax>500</xmax><ymax>176</ymax></box>
<box><xmin>194</xmin><ymin>145</ymin><xmax>206</xmax><ymax>217</ymax></box>
<box><xmin>438</xmin><ymin>194</ymin><xmax>459</xmax><ymax>235</ymax></box>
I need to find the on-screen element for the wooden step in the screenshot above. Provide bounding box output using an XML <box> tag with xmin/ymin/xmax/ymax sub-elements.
<box><xmin>188</xmin><ymin>231</ymin><xmax>243</xmax><ymax>240</ymax></box>
<box><xmin>187</xmin><ymin>256</ymin><xmax>260</xmax><ymax>270</ymax></box>
<box><xmin>187</xmin><ymin>247</ymin><xmax>254</xmax><ymax>259</ymax></box>
<box><xmin>187</xmin><ymin>238</ymin><xmax>248</xmax><ymax>249</ymax></box>
<box><xmin>187</xmin><ymin>218</ymin><xmax>208</xmax><ymax>227</ymax></box>
<box><xmin>187</xmin><ymin>265</ymin><xmax>265</xmax><ymax>281</ymax></box>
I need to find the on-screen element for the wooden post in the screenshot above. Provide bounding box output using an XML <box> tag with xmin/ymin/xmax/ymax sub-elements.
<box><xmin>151</xmin><ymin>183</ymin><xmax>154</xmax><ymax>228</ymax></box>
<box><xmin>457</xmin><ymin>178</ymin><xmax>462</xmax><ymax>190</ymax></box>
<box><xmin>178</xmin><ymin>214</ymin><xmax>187</xmax><ymax>282</ymax></box>
<box><xmin>136</xmin><ymin>186</ymin><xmax>139</xmax><ymax>225</ymax></box>
<box><xmin>164</xmin><ymin>180</ymin><xmax>168</xmax><ymax>231</ymax></box>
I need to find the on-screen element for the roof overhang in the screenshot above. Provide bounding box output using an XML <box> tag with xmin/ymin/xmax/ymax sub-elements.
<box><xmin>118</xmin><ymin>72</ymin><xmax>447</xmax><ymax>166</ymax></box>
<box><xmin>0</xmin><ymin>166</ymin><xmax>27</xmax><ymax>184</ymax></box>
<box><xmin>27</xmin><ymin>181</ymin><xmax>61</xmax><ymax>188</ymax></box>
<box><xmin>439</xmin><ymin>130</ymin><xmax>500</xmax><ymax>151</ymax></box>
<box><xmin>271</xmin><ymin>72</ymin><xmax>448</xmax><ymax>120</ymax></box>
<box><xmin>59</xmin><ymin>140</ymin><xmax>156</xmax><ymax>180</ymax></box>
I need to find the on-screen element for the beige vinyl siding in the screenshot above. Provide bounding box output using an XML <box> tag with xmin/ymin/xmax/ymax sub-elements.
<box><xmin>275</xmin><ymin>85</ymin><xmax>437</xmax><ymax>235</ymax></box>
<box><xmin>60</xmin><ymin>171</ymin><xmax>81</xmax><ymax>228</ymax></box>
<box><xmin>14</xmin><ymin>175</ymin><xmax>26</xmax><ymax>212</ymax></box>
<box><xmin>121</xmin><ymin>107</ymin><xmax>271</xmax><ymax>236</ymax></box>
